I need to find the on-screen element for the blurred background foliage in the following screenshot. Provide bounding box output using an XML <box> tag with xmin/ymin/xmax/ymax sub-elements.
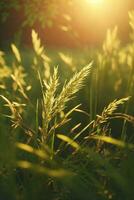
<box><xmin>0</xmin><ymin>0</ymin><xmax>134</xmax><ymax>47</ymax></box>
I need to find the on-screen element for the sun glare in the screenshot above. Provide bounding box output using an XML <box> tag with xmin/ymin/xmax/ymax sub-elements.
<box><xmin>87</xmin><ymin>0</ymin><xmax>104</xmax><ymax>5</ymax></box>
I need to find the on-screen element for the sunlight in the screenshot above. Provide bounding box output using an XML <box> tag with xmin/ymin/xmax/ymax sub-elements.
<box><xmin>87</xmin><ymin>0</ymin><xmax>104</xmax><ymax>5</ymax></box>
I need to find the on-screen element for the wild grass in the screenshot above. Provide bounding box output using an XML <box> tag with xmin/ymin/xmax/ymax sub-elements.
<box><xmin>0</xmin><ymin>11</ymin><xmax>134</xmax><ymax>200</ymax></box>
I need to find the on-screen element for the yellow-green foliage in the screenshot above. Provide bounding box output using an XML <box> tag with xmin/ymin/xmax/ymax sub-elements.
<box><xmin>0</xmin><ymin>13</ymin><xmax>134</xmax><ymax>200</ymax></box>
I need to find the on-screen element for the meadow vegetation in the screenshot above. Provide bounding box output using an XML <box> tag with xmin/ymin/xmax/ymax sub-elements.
<box><xmin>0</xmin><ymin>10</ymin><xmax>134</xmax><ymax>200</ymax></box>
